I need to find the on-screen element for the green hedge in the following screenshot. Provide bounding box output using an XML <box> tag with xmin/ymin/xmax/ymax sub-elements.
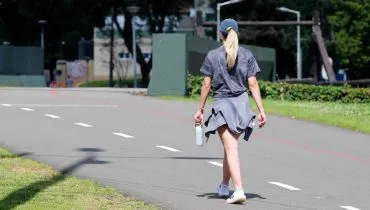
<box><xmin>79</xmin><ymin>79</ymin><xmax>134</xmax><ymax>88</ymax></box>
<box><xmin>187</xmin><ymin>74</ymin><xmax>370</xmax><ymax>103</ymax></box>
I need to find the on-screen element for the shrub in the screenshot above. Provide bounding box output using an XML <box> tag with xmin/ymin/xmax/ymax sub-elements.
<box><xmin>79</xmin><ymin>79</ymin><xmax>134</xmax><ymax>87</ymax></box>
<box><xmin>187</xmin><ymin>74</ymin><xmax>370</xmax><ymax>103</ymax></box>
<box><xmin>186</xmin><ymin>73</ymin><xmax>214</xmax><ymax>96</ymax></box>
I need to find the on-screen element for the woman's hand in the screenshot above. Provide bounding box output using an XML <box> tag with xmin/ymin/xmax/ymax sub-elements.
<box><xmin>193</xmin><ymin>109</ymin><xmax>204</xmax><ymax>125</ymax></box>
<box><xmin>258</xmin><ymin>110</ymin><xmax>266</xmax><ymax>128</ymax></box>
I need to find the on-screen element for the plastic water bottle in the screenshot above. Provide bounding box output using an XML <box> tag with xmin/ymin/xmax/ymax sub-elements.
<box><xmin>195</xmin><ymin>124</ymin><xmax>204</xmax><ymax>146</ymax></box>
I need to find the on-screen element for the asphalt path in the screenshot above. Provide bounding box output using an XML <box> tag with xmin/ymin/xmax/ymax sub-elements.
<box><xmin>0</xmin><ymin>88</ymin><xmax>369</xmax><ymax>210</ymax></box>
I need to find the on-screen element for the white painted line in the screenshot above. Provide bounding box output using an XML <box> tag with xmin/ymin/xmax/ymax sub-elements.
<box><xmin>6</xmin><ymin>104</ymin><xmax>118</xmax><ymax>108</ymax></box>
<box><xmin>74</xmin><ymin>122</ymin><xmax>93</xmax><ymax>128</ymax></box>
<box><xmin>208</xmin><ymin>161</ymin><xmax>223</xmax><ymax>167</ymax></box>
<box><xmin>44</xmin><ymin>114</ymin><xmax>61</xmax><ymax>119</ymax></box>
<box><xmin>113</xmin><ymin>132</ymin><xmax>134</xmax><ymax>139</ymax></box>
<box><xmin>268</xmin><ymin>182</ymin><xmax>302</xmax><ymax>191</ymax></box>
<box><xmin>155</xmin><ymin>145</ymin><xmax>181</xmax><ymax>152</ymax></box>
<box><xmin>339</xmin><ymin>206</ymin><xmax>361</xmax><ymax>210</ymax></box>
<box><xmin>21</xmin><ymin>108</ymin><xmax>34</xmax><ymax>111</ymax></box>
<box><xmin>1</xmin><ymin>104</ymin><xmax>12</xmax><ymax>107</ymax></box>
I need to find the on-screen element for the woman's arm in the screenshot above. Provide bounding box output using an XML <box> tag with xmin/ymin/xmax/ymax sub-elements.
<box><xmin>248</xmin><ymin>76</ymin><xmax>264</xmax><ymax>112</ymax></box>
<box><xmin>197</xmin><ymin>76</ymin><xmax>212</xmax><ymax>112</ymax></box>
<box><xmin>248</xmin><ymin>76</ymin><xmax>266</xmax><ymax>127</ymax></box>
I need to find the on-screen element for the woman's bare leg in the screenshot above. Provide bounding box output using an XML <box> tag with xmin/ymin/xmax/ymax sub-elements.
<box><xmin>222</xmin><ymin>149</ymin><xmax>231</xmax><ymax>186</ymax></box>
<box><xmin>217</xmin><ymin>125</ymin><xmax>243</xmax><ymax>190</ymax></box>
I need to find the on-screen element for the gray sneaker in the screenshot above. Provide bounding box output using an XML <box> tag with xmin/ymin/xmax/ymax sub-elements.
<box><xmin>217</xmin><ymin>184</ymin><xmax>230</xmax><ymax>198</ymax></box>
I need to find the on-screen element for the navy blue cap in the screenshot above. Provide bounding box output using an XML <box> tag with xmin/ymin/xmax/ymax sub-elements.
<box><xmin>219</xmin><ymin>18</ymin><xmax>239</xmax><ymax>33</ymax></box>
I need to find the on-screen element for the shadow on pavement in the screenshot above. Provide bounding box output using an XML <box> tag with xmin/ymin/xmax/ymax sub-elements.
<box><xmin>197</xmin><ymin>192</ymin><xmax>266</xmax><ymax>200</ymax></box>
<box><xmin>15</xmin><ymin>152</ymin><xmax>34</xmax><ymax>157</ymax></box>
<box><xmin>0</xmin><ymin>147</ymin><xmax>109</xmax><ymax>209</ymax></box>
<box><xmin>167</xmin><ymin>157</ymin><xmax>223</xmax><ymax>160</ymax></box>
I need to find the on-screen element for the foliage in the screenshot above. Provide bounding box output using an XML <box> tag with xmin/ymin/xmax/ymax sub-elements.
<box><xmin>79</xmin><ymin>79</ymin><xmax>134</xmax><ymax>87</ymax></box>
<box><xmin>257</xmin><ymin>81</ymin><xmax>370</xmax><ymax>103</ymax></box>
<box><xmin>187</xmin><ymin>74</ymin><xmax>370</xmax><ymax>103</ymax></box>
<box><xmin>327</xmin><ymin>0</ymin><xmax>370</xmax><ymax>79</ymax></box>
<box><xmin>0</xmin><ymin>0</ymin><xmax>193</xmax><ymax>87</ymax></box>
<box><xmin>187</xmin><ymin>73</ymin><xmax>214</xmax><ymax>97</ymax></box>
<box><xmin>210</xmin><ymin>0</ymin><xmax>369</xmax><ymax>79</ymax></box>
<box><xmin>1</xmin><ymin>0</ymin><xmax>369</xmax><ymax>81</ymax></box>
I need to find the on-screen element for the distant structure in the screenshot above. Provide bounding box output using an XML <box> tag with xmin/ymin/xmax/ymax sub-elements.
<box><xmin>92</xmin><ymin>3</ymin><xmax>215</xmax><ymax>83</ymax></box>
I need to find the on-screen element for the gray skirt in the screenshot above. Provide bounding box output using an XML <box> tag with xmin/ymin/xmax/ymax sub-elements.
<box><xmin>203</xmin><ymin>92</ymin><xmax>256</xmax><ymax>142</ymax></box>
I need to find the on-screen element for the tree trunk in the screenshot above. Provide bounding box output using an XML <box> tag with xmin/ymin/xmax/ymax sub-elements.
<box><xmin>112</xmin><ymin>7</ymin><xmax>152</xmax><ymax>87</ymax></box>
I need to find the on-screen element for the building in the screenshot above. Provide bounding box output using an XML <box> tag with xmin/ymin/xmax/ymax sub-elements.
<box><xmin>93</xmin><ymin>15</ymin><xmax>152</xmax><ymax>82</ymax></box>
<box><xmin>92</xmin><ymin>3</ymin><xmax>215</xmax><ymax>83</ymax></box>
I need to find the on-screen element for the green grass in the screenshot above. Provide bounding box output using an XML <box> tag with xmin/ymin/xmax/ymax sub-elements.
<box><xmin>0</xmin><ymin>147</ymin><xmax>158</xmax><ymax>210</ymax></box>
<box><xmin>161</xmin><ymin>96</ymin><xmax>370</xmax><ymax>134</ymax></box>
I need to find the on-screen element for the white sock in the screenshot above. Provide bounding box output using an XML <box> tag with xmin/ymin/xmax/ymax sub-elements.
<box><xmin>234</xmin><ymin>188</ymin><xmax>244</xmax><ymax>195</ymax></box>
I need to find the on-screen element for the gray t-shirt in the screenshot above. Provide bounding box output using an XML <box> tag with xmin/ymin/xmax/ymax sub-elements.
<box><xmin>200</xmin><ymin>46</ymin><xmax>261</xmax><ymax>99</ymax></box>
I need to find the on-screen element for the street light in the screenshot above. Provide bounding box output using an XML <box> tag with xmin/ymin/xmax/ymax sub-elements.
<box><xmin>217</xmin><ymin>0</ymin><xmax>244</xmax><ymax>42</ymax></box>
<box><xmin>37</xmin><ymin>20</ymin><xmax>47</xmax><ymax>49</ymax></box>
<box><xmin>277</xmin><ymin>6</ymin><xmax>302</xmax><ymax>80</ymax></box>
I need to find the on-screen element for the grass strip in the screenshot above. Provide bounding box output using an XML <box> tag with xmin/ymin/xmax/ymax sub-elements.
<box><xmin>0</xmin><ymin>147</ymin><xmax>158</xmax><ymax>210</ymax></box>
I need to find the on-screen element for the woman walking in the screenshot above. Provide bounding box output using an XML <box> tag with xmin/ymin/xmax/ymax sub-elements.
<box><xmin>193</xmin><ymin>18</ymin><xmax>266</xmax><ymax>204</ymax></box>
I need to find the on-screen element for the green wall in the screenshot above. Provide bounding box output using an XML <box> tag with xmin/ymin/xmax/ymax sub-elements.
<box><xmin>148</xmin><ymin>34</ymin><xmax>188</xmax><ymax>96</ymax></box>
<box><xmin>0</xmin><ymin>46</ymin><xmax>46</xmax><ymax>87</ymax></box>
<box><xmin>0</xmin><ymin>75</ymin><xmax>46</xmax><ymax>87</ymax></box>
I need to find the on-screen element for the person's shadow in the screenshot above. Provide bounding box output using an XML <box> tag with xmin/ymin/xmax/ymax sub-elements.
<box><xmin>0</xmin><ymin>148</ymin><xmax>109</xmax><ymax>209</ymax></box>
<box><xmin>197</xmin><ymin>191</ymin><xmax>266</xmax><ymax>205</ymax></box>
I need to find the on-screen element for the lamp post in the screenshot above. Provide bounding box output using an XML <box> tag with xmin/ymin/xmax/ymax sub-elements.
<box><xmin>217</xmin><ymin>0</ymin><xmax>244</xmax><ymax>42</ymax></box>
<box><xmin>277</xmin><ymin>7</ymin><xmax>302</xmax><ymax>79</ymax></box>
<box><xmin>127</xmin><ymin>6</ymin><xmax>141</xmax><ymax>88</ymax></box>
<box><xmin>109</xmin><ymin>7</ymin><xmax>114</xmax><ymax>87</ymax></box>
<box><xmin>38</xmin><ymin>20</ymin><xmax>47</xmax><ymax>49</ymax></box>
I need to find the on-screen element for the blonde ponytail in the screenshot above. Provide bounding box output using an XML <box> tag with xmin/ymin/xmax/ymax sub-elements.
<box><xmin>223</xmin><ymin>28</ymin><xmax>239</xmax><ymax>69</ymax></box>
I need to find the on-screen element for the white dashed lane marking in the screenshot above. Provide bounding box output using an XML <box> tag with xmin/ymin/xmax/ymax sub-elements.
<box><xmin>208</xmin><ymin>161</ymin><xmax>223</xmax><ymax>167</ymax></box>
<box><xmin>113</xmin><ymin>132</ymin><xmax>134</xmax><ymax>139</ymax></box>
<box><xmin>20</xmin><ymin>108</ymin><xmax>34</xmax><ymax>111</ymax></box>
<box><xmin>44</xmin><ymin>114</ymin><xmax>61</xmax><ymax>119</ymax></box>
<box><xmin>74</xmin><ymin>122</ymin><xmax>93</xmax><ymax>128</ymax></box>
<box><xmin>339</xmin><ymin>206</ymin><xmax>361</xmax><ymax>210</ymax></box>
<box><xmin>1</xmin><ymin>104</ymin><xmax>12</xmax><ymax>107</ymax></box>
<box><xmin>268</xmin><ymin>182</ymin><xmax>302</xmax><ymax>191</ymax></box>
<box><xmin>155</xmin><ymin>146</ymin><xmax>181</xmax><ymax>152</ymax></box>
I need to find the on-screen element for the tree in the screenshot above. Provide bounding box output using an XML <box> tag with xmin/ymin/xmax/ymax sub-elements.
<box><xmin>209</xmin><ymin>0</ymin><xmax>320</xmax><ymax>79</ymax></box>
<box><xmin>0</xmin><ymin>0</ymin><xmax>109</xmax><ymax>69</ymax></box>
<box><xmin>106</xmin><ymin>0</ymin><xmax>193</xmax><ymax>87</ymax></box>
<box><xmin>0</xmin><ymin>0</ymin><xmax>193</xmax><ymax>86</ymax></box>
<box><xmin>327</xmin><ymin>0</ymin><xmax>370</xmax><ymax>79</ymax></box>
